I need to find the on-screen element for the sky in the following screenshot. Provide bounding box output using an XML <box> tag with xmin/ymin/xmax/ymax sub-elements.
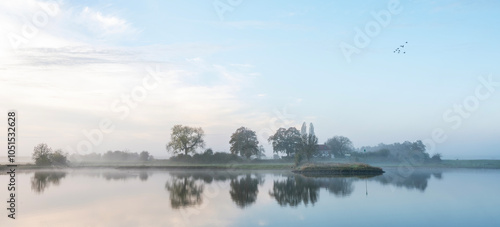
<box><xmin>0</xmin><ymin>0</ymin><xmax>499</xmax><ymax>159</ymax></box>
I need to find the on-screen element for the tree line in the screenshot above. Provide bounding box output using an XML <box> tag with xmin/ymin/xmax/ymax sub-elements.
<box><xmin>32</xmin><ymin>123</ymin><xmax>438</xmax><ymax>166</ymax></box>
<box><xmin>166</xmin><ymin>123</ymin><xmax>438</xmax><ymax>164</ymax></box>
<box><xmin>31</xmin><ymin>143</ymin><xmax>154</xmax><ymax>166</ymax></box>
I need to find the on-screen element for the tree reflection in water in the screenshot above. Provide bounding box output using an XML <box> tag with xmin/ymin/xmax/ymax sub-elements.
<box><xmin>372</xmin><ymin>169</ymin><xmax>444</xmax><ymax>192</ymax></box>
<box><xmin>165</xmin><ymin>171</ymin><xmax>264</xmax><ymax>209</ymax></box>
<box><xmin>165</xmin><ymin>177</ymin><xmax>204</xmax><ymax>209</ymax></box>
<box><xmin>269</xmin><ymin>175</ymin><xmax>328</xmax><ymax>207</ymax></box>
<box><xmin>30</xmin><ymin>171</ymin><xmax>67</xmax><ymax>194</ymax></box>
<box><xmin>229</xmin><ymin>174</ymin><xmax>260</xmax><ymax>208</ymax></box>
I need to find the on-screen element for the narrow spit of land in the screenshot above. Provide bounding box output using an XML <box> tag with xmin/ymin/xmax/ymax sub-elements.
<box><xmin>292</xmin><ymin>163</ymin><xmax>384</xmax><ymax>176</ymax></box>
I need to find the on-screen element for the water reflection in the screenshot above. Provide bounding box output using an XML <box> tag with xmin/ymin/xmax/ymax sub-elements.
<box><xmin>101</xmin><ymin>171</ymin><xmax>151</xmax><ymax>181</ymax></box>
<box><xmin>230</xmin><ymin>174</ymin><xmax>260</xmax><ymax>208</ymax></box>
<box><xmin>30</xmin><ymin>171</ymin><xmax>67</xmax><ymax>193</ymax></box>
<box><xmin>371</xmin><ymin>169</ymin><xmax>443</xmax><ymax>192</ymax></box>
<box><xmin>269</xmin><ymin>175</ymin><xmax>320</xmax><ymax>207</ymax></box>
<box><xmin>165</xmin><ymin>177</ymin><xmax>204</xmax><ymax>209</ymax></box>
<box><xmin>165</xmin><ymin>171</ymin><xmax>264</xmax><ymax>209</ymax></box>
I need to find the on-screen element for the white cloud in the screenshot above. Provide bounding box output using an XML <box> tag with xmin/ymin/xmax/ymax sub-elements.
<box><xmin>79</xmin><ymin>6</ymin><xmax>137</xmax><ymax>35</ymax></box>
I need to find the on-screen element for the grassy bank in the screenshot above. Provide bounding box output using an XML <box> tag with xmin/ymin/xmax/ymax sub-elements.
<box><xmin>293</xmin><ymin>163</ymin><xmax>384</xmax><ymax>176</ymax></box>
<box><xmin>2</xmin><ymin>159</ymin><xmax>500</xmax><ymax>171</ymax></box>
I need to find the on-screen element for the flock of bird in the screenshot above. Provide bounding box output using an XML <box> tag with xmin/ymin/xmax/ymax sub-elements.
<box><xmin>394</xmin><ymin>41</ymin><xmax>408</xmax><ymax>54</ymax></box>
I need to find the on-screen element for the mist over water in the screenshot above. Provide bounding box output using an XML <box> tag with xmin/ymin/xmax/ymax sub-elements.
<box><xmin>1</xmin><ymin>168</ymin><xmax>499</xmax><ymax>227</ymax></box>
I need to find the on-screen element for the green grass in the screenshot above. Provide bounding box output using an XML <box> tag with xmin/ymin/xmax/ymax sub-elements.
<box><xmin>2</xmin><ymin>159</ymin><xmax>500</xmax><ymax>171</ymax></box>
<box><xmin>293</xmin><ymin>162</ymin><xmax>384</xmax><ymax>175</ymax></box>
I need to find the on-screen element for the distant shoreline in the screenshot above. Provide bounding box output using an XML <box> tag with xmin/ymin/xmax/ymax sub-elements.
<box><xmin>2</xmin><ymin>159</ymin><xmax>500</xmax><ymax>171</ymax></box>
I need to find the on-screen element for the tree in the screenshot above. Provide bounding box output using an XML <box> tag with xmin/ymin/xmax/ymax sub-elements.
<box><xmin>203</xmin><ymin>148</ymin><xmax>214</xmax><ymax>156</ymax></box>
<box><xmin>302</xmin><ymin>134</ymin><xmax>318</xmax><ymax>161</ymax></box>
<box><xmin>32</xmin><ymin>143</ymin><xmax>68</xmax><ymax>166</ymax></box>
<box><xmin>268</xmin><ymin>127</ymin><xmax>302</xmax><ymax>157</ymax></box>
<box><xmin>230</xmin><ymin>127</ymin><xmax>259</xmax><ymax>159</ymax></box>
<box><xmin>431</xmin><ymin>153</ymin><xmax>442</xmax><ymax>162</ymax></box>
<box><xmin>139</xmin><ymin>151</ymin><xmax>151</xmax><ymax>161</ymax></box>
<box><xmin>166</xmin><ymin>125</ymin><xmax>205</xmax><ymax>156</ymax></box>
<box><xmin>295</xmin><ymin>123</ymin><xmax>318</xmax><ymax>165</ymax></box>
<box><xmin>326</xmin><ymin>136</ymin><xmax>354</xmax><ymax>158</ymax></box>
<box><xmin>32</xmin><ymin>143</ymin><xmax>53</xmax><ymax>166</ymax></box>
<box><xmin>300</xmin><ymin>122</ymin><xmax>307</xmax><ymax>136</ymax></box>
<box><xmin>309</xmin><ymin>123</ymin><xmax>315</xmax><ymax>136</ymax></box>
<box><xmin>49</xmin><ymin>149</ymin><xmax>68</xmax><ymax>166</ymax></box>
<box><xmin>257</xmin><ymin>145</ymin><xmax>266</xmax><ymax>159</ymax></box>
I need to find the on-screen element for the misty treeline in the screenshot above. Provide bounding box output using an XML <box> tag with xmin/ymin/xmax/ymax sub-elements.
<box><xmin>166</xmin><ymin>123</ymin><xmax>440</xmax><ymax>164</ymax></box>
<box><xmin>169</xmin><ymin>148</ymin><xmax>242</xmax><ymax>163</ymax></box>
<box><xmin>166</xmin><ymin>125</ymin><xmax>266</xmax><ymax>163</ymax></box>
<box><xmin>69</xmin><ymin>150</ymin><xmax>154</xmax><ymax>163</ymax></box>
<box><xmin>31</xmin><ymin>143</ymin><xmax>154</xmax><ymax>166</ymax></box>
<box><xmin>31</xmin><ymin>143</ymin><xmax>68</xmax><ymax>166</ymax></box>
<box><xmin>354</xmin><ymin>141</ymin><xmax>440</xmax><ymax>162</ymax></box>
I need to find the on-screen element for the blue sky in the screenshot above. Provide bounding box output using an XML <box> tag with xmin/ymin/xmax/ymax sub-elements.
<box><xmin>1</xmin><ymin>0</ymin><xmax>499</xmax><ymax>159</ymax></box>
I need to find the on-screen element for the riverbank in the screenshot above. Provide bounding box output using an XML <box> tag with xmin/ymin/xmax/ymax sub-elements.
<box><xmin>292</xmin><ymin>163</ymin><xmax>384</xmax><ymax>176</ymax></box>
<box><xmin>1</xmin><ymin>159</ymin><xmax>500</xmax><ymax>171</ymax></box>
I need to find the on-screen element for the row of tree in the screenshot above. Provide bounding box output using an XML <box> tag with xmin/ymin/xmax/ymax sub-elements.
<box><xmin>69</xmin><ymin>150</ymin><xmax>154</xmax><ymax>163</ymax></box>
<box><xmin>165</xmin><ymin>124</ymin><xmax>436</xmax><ymax>164</ymax></box>
<box><xmin>32</xmin><ymin>143</ymin><xmax>154</xmax><ymax>166</ymax></box>
<box><xmin>32</xmin><ymin>143</ymin><xmax>68</xmax><ymax>166</ymax></box>
<box><xmin>165</xmin><ymin>123</ymin><xmax>318</xmax><ymax>165</ymax></box>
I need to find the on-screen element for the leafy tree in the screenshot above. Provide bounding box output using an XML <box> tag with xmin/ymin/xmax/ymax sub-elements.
<box><xmin>32</xmin><ymin>143</ymin><xmax>52</xmax><ymax>166</ymax></box>
<box><xmin>431</xmin><ymin>153</ymin><xmax>442</xmax><ymax>162</ymax></box>
<box><xmin>326</xmin><ymin>136</ymin><xmax>354</xmax><ymax>158</ymax></box>
<box><xmin>358</xmin><ymin>140</ymin><xmax>430</xmax><ymax>162</ymax></box>
<box><xmin>230</xmin><ymin>127</ymin><xmax>259</xmax><ymax>159</ymax></box>
<box><xmin>309</xmin><ymin>123</ymin><xmax>315</xmax><ymax>136</ymax></box>
<box><xmin>139</xmin><ymin>151</ymin><xmax>152</xmax><ymax>161</ymax></box>
<box><xmin>268</xmin><ymin>127</ymin><xmax>302</xmax><ymax>157</ymax></box>
<box><xmin>300</xmin><ymin>122</ymin><xmax>307</xmax><ymax>136</ymax></box>
<box><xmin>294</xmin><ymin>123</ymin><xmax>318</xmax><ymax>165</ymax></box>
<box><xmin>257</xmin><ymin>145</ymin><xmax>266</xmax><ymax>159</ymax></box>
<box><xmin>49</xmin><ymin>149</ymin><xmax>68</xmax><ymax>166</ymax></box>
<box><xmin>203</xmin><ymin>148</ymin><xmax>214</xmax><ymax>156</ymax></box>
<box><xmin>302</xmin><ymin>134</ymin><xmax>318</xmax><ymax>162</ymax></box>
<box><xmin>166</xmin><ymin>125</ymin><xmax>205</xmax><ymax>155</ymax></box>
<box><xmin>32</xmin><ymin>144</ymin><xmax>68</xmax><ymax>166</ymax></box>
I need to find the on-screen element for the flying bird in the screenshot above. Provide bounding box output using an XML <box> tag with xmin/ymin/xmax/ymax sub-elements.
<box><xmin>393</xmin><ymin>42</ymin><xmax>408</xmax><ymax>54</ymax></box>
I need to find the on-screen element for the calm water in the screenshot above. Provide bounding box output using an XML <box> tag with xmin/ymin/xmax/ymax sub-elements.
<box><xmin>1</xmin><ymin>167</ymin><xmax>499</xmax><ymax>226</ymax></box>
